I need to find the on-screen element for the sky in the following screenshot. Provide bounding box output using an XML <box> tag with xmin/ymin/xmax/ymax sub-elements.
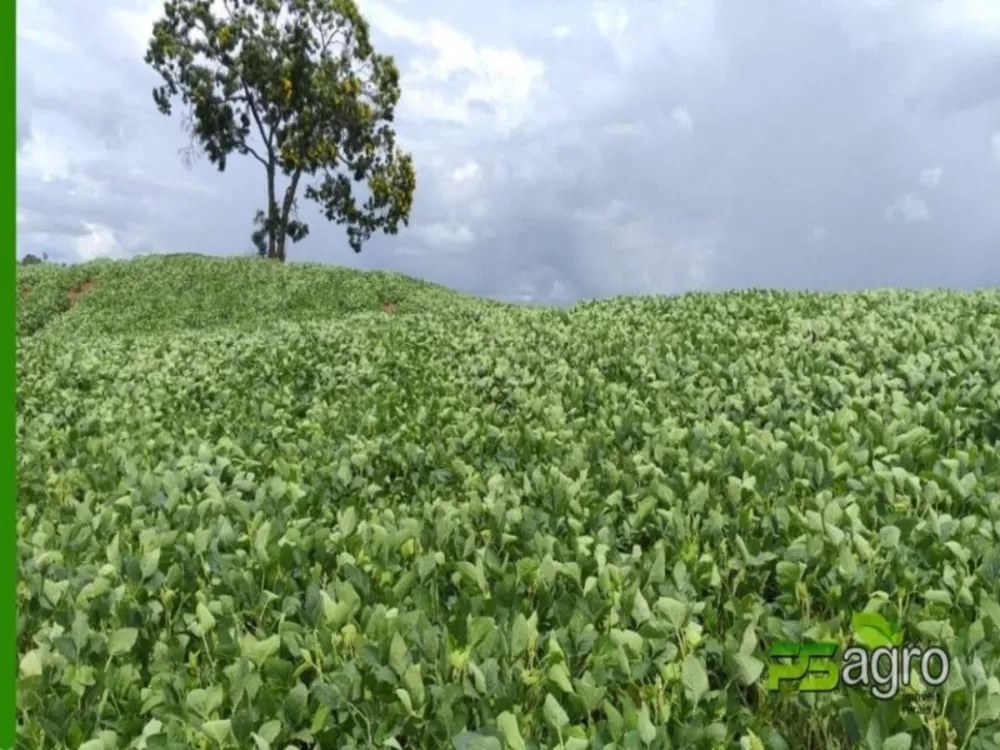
<box><xmin>16</xmin><ymin>0</ymin><xmax>1000</xmax><ymax>302</ymax></box>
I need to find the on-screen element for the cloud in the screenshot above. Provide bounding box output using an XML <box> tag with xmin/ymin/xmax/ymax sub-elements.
<box><xmin>919</xmin><ymin>0</ymin><xmax>1000</xmax><ymax>39</ymax></box>
<box><xmin>451</xmin><ymin>159</ymin><xmax>482</xmax><ymax>184</ymax></box>
<box><xmin>15</xmin><ymin>0</ymin><xmax>1000</xmax><ymax>292</ymax></box>
<box><xmin>73</xmin><ymin>222</ymin><xmax>128</xmax><ymax>261</ymax></box>
<box><xmin>592</xmin><ymin>0</ymin><xmax>629</xmax><ymax>52</ymax></box>
<box><xmin>919</xmin><ymin>167</ymin><xmax>943</xmax><ymax>187</ymax></box>
<box><xmin>412</xmin><ymin>221</ymin><xmax>476</xmax><ymax>247</ymax></box>
<box><xmin>360</xmin><ymin>0</ymin><xmax>547</xmax><ymax>134</ymax></box>
<box><xmin>885</xmin><ymin>194</ymin><xmax>931</xmax><ymax>223</ymax></box>
<box><xmin>671</xmin><ymin>106</ymin><xmax>695</xmax><ymax>132</ymax></box>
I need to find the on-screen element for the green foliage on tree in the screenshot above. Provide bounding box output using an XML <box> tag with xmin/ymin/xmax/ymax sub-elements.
<box><xmin>145</xmin><ymin>0</ymin><xmax>417</xmax><ymax>261</ymax></box>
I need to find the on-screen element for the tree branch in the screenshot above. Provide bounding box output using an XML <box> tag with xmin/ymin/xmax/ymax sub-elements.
<box><xmin>238</xmin><ymin>142</ymin><xmax>269</xmax><ymax>168</ymax></box>
<box><xmin>241</xmin><ymin>82</ymin><xmax>275</xmax><ymax>157</ymax></box>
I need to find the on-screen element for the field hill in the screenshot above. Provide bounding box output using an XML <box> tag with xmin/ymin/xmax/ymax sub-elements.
<box><xmin>16</xmin><ymin>253</ymin><xmax>493</xmax><ymax>339</ymax></box>
<box><xmin>16</xmin><ymin>255</ymin><xmax>1000</xmax><ymax>750</ymax></box>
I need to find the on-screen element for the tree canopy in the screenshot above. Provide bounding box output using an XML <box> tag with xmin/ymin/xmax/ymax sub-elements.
<box><xmin>145</xmin><ymin>0</ymin><xmax>416</xmax><ymax>261</ymax></box>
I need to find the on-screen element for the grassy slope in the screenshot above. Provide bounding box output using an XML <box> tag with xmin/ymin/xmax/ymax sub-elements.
<box><xmin>16</xmin><ymin>255</ymin><xmax>1000</xmax><ymax>749</ymax></box>
<box><xmin>17</xmin><ymin>253</ymin><xmax>494</xmax><ymax>339</ymax></box>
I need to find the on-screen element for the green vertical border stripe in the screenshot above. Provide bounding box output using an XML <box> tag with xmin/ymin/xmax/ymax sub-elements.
<box><xmin>3</xmin><ymin>0</ymin><xmax>17</xmax><ymax>746</ymax></box>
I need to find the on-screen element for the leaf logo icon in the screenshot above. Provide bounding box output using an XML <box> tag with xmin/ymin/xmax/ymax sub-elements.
<box><xmin>851</xmin><ymin>611</ymin><xmax>902</xmax><ymax>648</ymax></box>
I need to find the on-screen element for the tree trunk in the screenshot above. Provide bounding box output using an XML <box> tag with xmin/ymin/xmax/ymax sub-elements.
<box><xmin>276</xmin><ymin>169</ymin><xmax>303</xmax><ymax>264</ymax></box>
<box><xmin>266</xmin><ymin>162</ymin><xmax>279</xmax><ymax>260</ymax></box>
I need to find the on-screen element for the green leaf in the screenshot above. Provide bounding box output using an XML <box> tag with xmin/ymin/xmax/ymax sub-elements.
<box><xmin>980</xmin><ymin>597</ymin><xmax>1000</xmax><ymax>628</ymax></box>
<box><xmin>140</xmin><ymin>548</ymin><xmax>161</xmax><ymax>579</ymax></box>
<box><xmin>402</xmin><ymin>664</ymin><xmax>425</xmax><ymax>707</ymax></box>
<box><xmin>656</xmin><ymin>597</ymin><xmax>688</xmax><ymax>630</ymax></box>
<box><xmin>42</xmin><ymin>578</ymin><xmax>65</xmax><ymax>606</ymax></box>
<box><xmin>882</xmin><ymin>732</ymin><xmax>912</xmax><ymax>750</ymax></box>
<box><xmin>310</xmin><ymin>704</ymin><xmax>330</xmax><ymax>734</ymax></box>
<box><xmin>254</xmin><ymin>521</ymin><xmax>272</xmax><ymax>561</ymax></box>
<box><xmin>395</xmin><ymin>688</ymin><xmax>414</xmax><ymax>714</ymax></box>
<box><xmin>108</xmin><ymin>627</ymin><xmax>139</xmax><ymax>656</ymax></box>
<box><xmin>496</xmin><ymin>712</ymin><xmax>526</xmax><ymax>750</ymax></box>
<box><xmin>19</xmin><ymin>650</ymin><xmax>43</xmax><ymax>678</ymax></box>
<box><xmin>284</xmin><ymin>682</ymin><xmax>309</xmax><ymax>725</ymax></box>
<box><xmin>320</xmin><ymin>591</ymin><xmax>353</xmax><ymax>628</ymax></box>
<box><xmin>878</xmin><ymin>526</ymin><xmax>901</xmax><ymax>548</ymax></box>
<box><xmin>196</xmin><ymin>602</ymin><xmax>218</xmax><ymax>634</ymax></box>
<box><xmin>452</xmin><ymin>732</ymin><xmax>502</xmax><ymax>750</ymax></box>
<box><xmin>389</xmin><ymin>632</ymin><xmax>408</xmax><ymax>676</ymax></box>
<box><xmin>632</xmin><ymin>590</ymin><xmax>652</xmax><ymax>623</ymax></box>
<box><xmin>547</xmin><ymin>663</ymin><xmax>574</xmax><ymax>694</ymax></box>
<box><xmin>186</xmin><ymin>685</ymin><xmax>224</xmax><ymax>718</ymax></box>
<box><xmin>851</xmin><ymin>611</ymin><xmax>899</xmax><ymax>648</ymax></box>
<box><xmin>257</xmin><ymin>720</ymin><xmax>282</xmax><ymax>744</ymax></box>
<box><xmin>339</xmin><ymin>506</ymin><xmax>358</xmax><ymax>536</ymax></box>
<box><xmin>202</xmin><ymin>719</ymin><xmax>233</xmax><ymax>744</ymax></box>
<box><xmin>637</xmin><ymin>703</ymin><xmax>656</xmax><ymax>745</ymax></box>
<box><xmin>976</xmin><ymin>694</ymin><xmax>1000</xmax><ymax>724</ymax></box>
<box><xmin>510</xmin><ymin>613</ymin><xmax>533</xmax><ymax>657</ymax></box>
<box><xmin>543</xmin><ymin>693</ymin><xmax>570</xmax><ymax>729</ymax></box>
<box><xmin>733</xmin><ymin>652</ymin><xmax>765</xmax><ymax>686</ymax></box>
<box><xmin>682</xmin><ymin>655</ymin><xmax>710</xmax><ymax>707</ymax></box>
<box><xmin>242</xmin><ymin>634</ymin><xmax>281</xmax><ymax>668</ymax></box>
<box><xmin>775</xmin><ymin>561</ymin><xmax>802</xmax><ymax>587</ymax></box>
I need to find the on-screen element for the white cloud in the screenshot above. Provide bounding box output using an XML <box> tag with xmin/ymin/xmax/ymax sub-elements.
<box><xmin>551</xmin><ymin>25</ymin><xmax>573</xmax><ymax>40</ymax></box>
<box><xmin>919</xmin><ymin>166</ymin><xmax>943</xmax><ymax>187</ymax></box>
<box><xmin>992</xmin><ymin>132</ymin><xmax>1000</xmax><ymax>164</ymax></box>
<box><xmin>571</xmin><ymin>199</ymin><xmax>719</xmax><ymax>293</ymax></box>
<box><xmin>14</xmin><ymin>121</ymin><xmax>113</xmax><ymax>197</ymax></box>
<box><xmin>592</xmin><ymin>0</ymin><xmax>628</xmax><ymax>41</ymax></box>
<box><xmin>363</xmin><ymin>1</ymin><xmax>546</xmax><ymax>132</ymax></box>
<box><xmin>810</xmin><ymin>226</ymin><xmax>827</xmax><ymax>241</ymax></box>
<box><xmin>17</xmin><ymin>129</ymin><xmax>73</xmax><ymax>182</ymax></box>
<box><xmin>393</xmin><ymin>245</ymin><xmax>425</xmax><ymax>258</ymax></box>
<box><xmin>451</xmin><ymin>159</ymin><xmax>481</xmax><ymax>183</ymax></box>
<box><xmin>112</xmin><ymin>0</ymin><xmax>231</xmax><ymax>53</ymax></box>
<box><xmin>573</xmin><ymin>199</ymin><xmax>629</xmax><ymax>227</ymax></box>
<box><xmin>919</xmin><ymin>0</ymin><xmax>1000</xmax><ymax>39</ymax></box>
<box><xmin>17</xmin><ymin>0</ymin><xmax>76</xmax><ymax>53</ymax></box>
<box><xmin>604</xmin><ymin>120</ymin><xmax>646</xmax><ymax>138</ymax></box>
<box><xmin>413</xmin><ymin>221</ymin><xmax>475</xmax><ymax>246</ymax></box>
<box><xmin>73</xmin><ymin>222</ymin><xmax>125</xmax><ymax>261</ymax></box>
<box><xmin>110</xmin><ymin>2</ymin><xmax>160</xmax><ymax>53</ymax></box>
<box><xmin>671</xmin><ymin>106</ymin><xmax>694</xmax><ymax>132</ymax></box>
<box><xmin>681</xmin><ymin>239</ymin><xmax>717</xmax><ymax>288</ymax></box>
<box><xmin>884</xmin><ymin>193</ymin><xmax>931</xmax><ymax>223</ymax></box>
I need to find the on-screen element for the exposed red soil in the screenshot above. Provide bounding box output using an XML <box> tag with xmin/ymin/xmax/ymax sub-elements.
<box><xmin>68</xmin><ymin>279</ymin><xmax>95</xmax><ymax>308</ymax></box>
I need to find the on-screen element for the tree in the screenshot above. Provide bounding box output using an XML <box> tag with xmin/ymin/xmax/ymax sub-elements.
<box><xmin>145</xmin><ymin>0</ymin><xmax>416</xmax><ymax>261</ymax></box>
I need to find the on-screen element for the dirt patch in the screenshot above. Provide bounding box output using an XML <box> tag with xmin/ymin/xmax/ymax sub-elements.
<box><xmin>19</xmin><ymin>286</ymin><xmax>31</xmax><ymax>300</ymax></box>
<box><xmin>68</xmin><ymin>279</ymin><xmax>95</xmax><ymax>308</ymax></box>
<box><xmin>381</xmin><ymin>301</ymin><xmax>397</xmax><ymax>314</ymax></box>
